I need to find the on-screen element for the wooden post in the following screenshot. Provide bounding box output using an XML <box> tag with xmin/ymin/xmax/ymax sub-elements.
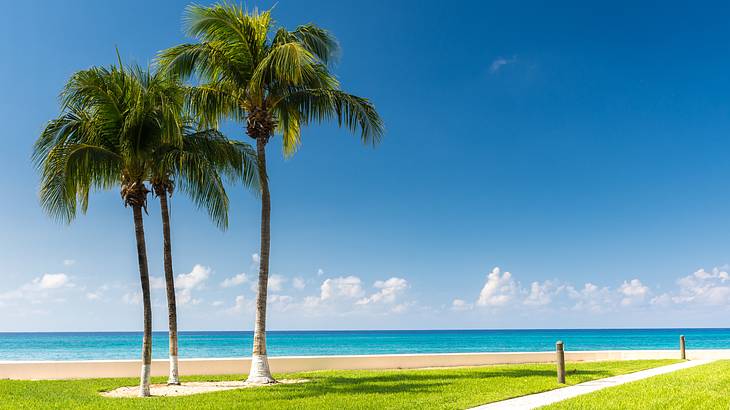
<box><xmin>556</xmin><ymin>341</ymin><xmax>566</xmax><ymax>384</ymax></box>
<box><xmin>680</xmin><ymin>335</ymin><xmax>686</xmax><ymax>360</ymax></box>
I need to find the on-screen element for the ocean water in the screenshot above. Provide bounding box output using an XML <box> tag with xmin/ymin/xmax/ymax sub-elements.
<box><xmin>0</xmin><ymin>329</ymin><xmax>728</xmax><ymax>361</ymax></box>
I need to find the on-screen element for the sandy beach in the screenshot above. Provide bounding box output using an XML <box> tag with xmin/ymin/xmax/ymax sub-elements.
<box><xmin>2</xmin><ymin>349</ymin><xmax>728</xmax><ymax>380</ymax></box>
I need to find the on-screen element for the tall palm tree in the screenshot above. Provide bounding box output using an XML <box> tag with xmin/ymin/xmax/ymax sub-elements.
<box><xmin>34</xmin><ymin>64</ymin><xmax>186</xmax><ymax>396</ymax></box>
<box><xmin>158</xmin><ymin>4</ymin><xmax>384</xmax><ymax>384</ymax></box>
<box><xmin>149</xmin><ymin>126</ymin><xmax>258</xmax><ymax>385</ymax></box>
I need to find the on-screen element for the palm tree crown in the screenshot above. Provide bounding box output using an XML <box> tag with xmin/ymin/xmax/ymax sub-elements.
<box><xmin>157</xmin><ymin>4</ymin><xmax>383</xmax><ymax>154</ymax></box>
<box><xmin>33</xmin><ymin>65</ymin><xmax>184</xmax><ymax>219</ymax></box>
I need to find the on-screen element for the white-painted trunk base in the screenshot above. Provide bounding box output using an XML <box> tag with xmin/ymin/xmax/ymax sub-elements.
<box><xmin>167</xmin><ymin>355</ymin><xmax>180</xmax><ymax>385</ymax></box>
<box><xmin>139</xmin><ymin>363</ymin><xmax>151</xmax><ymax>397</ymax></box>
<box><xmin>246</xmin><ymin>354</ymin><xmax>276</xmax><ymax>384</ymax></box>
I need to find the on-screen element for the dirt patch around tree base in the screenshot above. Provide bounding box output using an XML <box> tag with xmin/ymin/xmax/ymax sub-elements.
<box><xmin>101</xmin><ymin>379</ymin><xmax>309</xmax><ymax>398</ymax></box>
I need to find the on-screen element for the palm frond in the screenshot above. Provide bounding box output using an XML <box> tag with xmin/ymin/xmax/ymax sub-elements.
<box><xmin>274</xmin><ymin>88</ymin><xmax>384</xmax><ymax>155</ymax></box>
<box><xmin>185</xmin><ymin>83</ymin><xmax>246</xmax><ymax>128</ymax></box>
<box><xmin>250</xmin><ymin>42</ymin><xmax>332</xmax><ymax>103</ymax></box>
<box><xmin>38</xmin><ymin>142</ymin><xmax>122</xmax><ymax>222</ymax></box>
<box><xmin>152</xmin><ymin>128</ymin><xmax>259</xmax><ymax>229</ymax></box>
<box><xmin>185</xmin><ymin>3</ymin><xmax>271</xmax><ymax>64</ymax></box>
<box><xmin>156</xmin><ymin>42</ymin><xmax>251</xmax><ymax>85</ymax></box>
<box><xmin>272</xmin><ymin>24</ymin><xmax>340</xmax><ymax>65</ymax></box>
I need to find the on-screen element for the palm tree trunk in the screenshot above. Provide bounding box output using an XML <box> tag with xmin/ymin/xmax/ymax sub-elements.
<box><xmin>133</xmin><ymin>205</ymin><xmax>153</xmax><ymax>397</ymax></box>
<box><xmin>246</xmin><ymin>135</ymin><xmax>275</xmax><ymax>384</ymax></box>
<box><xmin>159</xmin><ymin>190</ymin><xmax>180</xmax><ymax>385</ymax></box>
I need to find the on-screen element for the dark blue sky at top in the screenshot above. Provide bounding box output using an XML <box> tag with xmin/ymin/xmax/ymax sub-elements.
<box><xmin>1</xmin><ymin>1</ymin><xmax>730</xmax><ymax>330</ymax></box>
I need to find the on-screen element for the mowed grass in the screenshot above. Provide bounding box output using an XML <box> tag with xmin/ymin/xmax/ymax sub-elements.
<box><xmin>542</xmin><ymin>360</ymin><xmax>730</xmax><ymax>410</ymax></box>
<box><xmin>0</xmin><ymin>360</ymin><xmax>677</xmax><ymax>410</ymax></box>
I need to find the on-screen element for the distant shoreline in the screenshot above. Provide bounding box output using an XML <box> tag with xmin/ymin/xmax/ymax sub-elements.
<box><xmin>2</xmin><ymin>327</ymin><xmax>730</xmax><ymax>333</ymax></box>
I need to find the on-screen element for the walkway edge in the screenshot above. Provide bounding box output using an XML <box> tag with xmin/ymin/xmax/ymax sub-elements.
<box><xmin>471</xmin><ymin>359</ymin><xmax>713</xmax><ymax>410</ymax></box>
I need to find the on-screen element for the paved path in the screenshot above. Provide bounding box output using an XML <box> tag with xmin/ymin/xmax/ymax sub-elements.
<box><xmin>471</xmin><ymin>359</ymin><xmax>712</xmax><ymax>410</ymax></box>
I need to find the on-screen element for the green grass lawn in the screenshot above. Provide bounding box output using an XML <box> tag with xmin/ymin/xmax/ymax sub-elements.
<box><xmin>542</xmin><ymin>360</ymin><xmax>729</xmax><ymax>410</ymax></box>
<box><xmin>0</xmin><ymin>360</ymin><xmax>677</xmax><ymax>409</ymax></box>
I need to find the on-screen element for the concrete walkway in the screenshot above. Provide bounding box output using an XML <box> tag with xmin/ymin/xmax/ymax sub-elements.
<box><xmin>472</xmin><ymin>359</ymin><xmax>712</xmax><ymax>410</ymax></box>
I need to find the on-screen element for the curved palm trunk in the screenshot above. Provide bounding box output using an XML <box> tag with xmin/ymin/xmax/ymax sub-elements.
<box><xmin>246</xmin><ymin>136</ymin><xmax>275</xmax><ymax>384</ymax></box>
<box><xmin>159</xmin><ymin>190</ymin><xmax>180</xmax><ymax>385</ymax></box>
<box><xmin>132</xmin><ymin>205</ymin><xmax>153</xmax><ymax>397</ymax></box>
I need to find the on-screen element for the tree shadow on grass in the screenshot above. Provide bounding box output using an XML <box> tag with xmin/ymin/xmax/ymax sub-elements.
<box><xmin>228</xmin><ymin>368</ymin><xmax>619</xmax><ymax>401</ymax></box>
<box><xmin>231</xmin><ymin>380</ymin><xmax>448</xmax><ymax>402</ymax></box>
<box><xmin>300</xmin><ymin>368</ymin><xmax>615</xmax><ymax>385</ymax></box>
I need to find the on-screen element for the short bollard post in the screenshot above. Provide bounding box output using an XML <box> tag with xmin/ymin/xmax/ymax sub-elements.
<box><xmin>556</xmin><ymin>341</ymin><xmax>566</xmax><ymax>384</ymax></box>
<box><xmin>680</xmin><ymin>335</ymin><xmax>686</xmax><ymax>360</ymax></box>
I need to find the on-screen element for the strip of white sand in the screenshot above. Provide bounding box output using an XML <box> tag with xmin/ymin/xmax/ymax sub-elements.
<box><xmin>101</xmin><ymin>379</ymin><xmax>309</xmax><ymax>398</ymax></box>
<box><xmin>6</xmin><ymin>349</ymin><xmax>720</xmax><ymax>380</ymax></box>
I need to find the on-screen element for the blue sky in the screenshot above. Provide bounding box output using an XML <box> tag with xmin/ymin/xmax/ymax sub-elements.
<box><xmin>2</xmin><ymin>0</ymin><xmax>730</xmax><ymax>331</ymax></box>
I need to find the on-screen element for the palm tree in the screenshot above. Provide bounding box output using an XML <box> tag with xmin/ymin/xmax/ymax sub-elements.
<box><xmin>34</xmin><ymin>64</ymin><xmax>186</xmax><ymax>396</ymax></box>
<box><xmin>149</xmin><ymin>126</ymin><xmax>258</xmax><ymax>385</ymax></box>
<box><xmin>158</xmin><ymin>3</ymin><xmax>384</xmax><ymax>384</ymax></box>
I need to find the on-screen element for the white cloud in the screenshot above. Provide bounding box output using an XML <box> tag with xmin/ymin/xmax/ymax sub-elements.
<box><xmin>211</xmin><ymin>300</ymin><xmax>224</xmax><ymax>307</ymax></box>
<box><xmin>220</xmin><ymin>273</ymin><xmax>248</xmax><ymax>288</ymax></box>
<box><xmin>269</xmin><ymin>275</ymin><xmax>286</xmax><ymax>292</ymax></box>
<box><xmin>63</xmin><ymin>259</ymin><xmax>76</xmax><ymax>267</ymax></box>
<box><xmin>149</xmin><ymin>276</ymin><xmax>166</xmax><ymax>290</ymax></box>
<box><xmin>278</xmin><ymin>274</ymin><xmax>415</xmax><ymax>315</ymax></box>
<box><xmin>457</xmin><ymin>266</ymin><xmax>658</xmax><ymax>313</ymax></box>
<box><xmin>177</xmin><ymin>265</ymin><xmax>211</xmax><ymax>289</ymax></box>
<box><xmin>268</xmin><ymin>294</ymin><xmax>295</xmax><ymax>311</ymax></box>
<box><xmin>0</xmin><ymin>273</ymin><xmax>75</xmax><ymax>306</ymax></box>
<box><xmin>229</xmin><ymin>295</ymin><xmax>250</xmax><ymax>313</ymax></box>
<box><xmin>654</xmin><ymin>267</ymin><xmax>730</xmax><ymax>306</ymax></box>
<box><xmin>86</xmin><ymin>292</ymin><xmax>101</xmax><ymax>301</ymax></box>
<box><xmin>176</xmin><ymin>265</ymin><xmax>211</xmax><ymax>305</ymax></box>
<box><xmin>122</xmin><ymin>291</ymin><xmax>141</xmax><ymax>305</ymax></box>
<box><xmin>303</xmin><ymin>295</ymin><xmax>321</xmax><ymax>309</ymax></box>
<box><xmin>650</xmin><ymin>293</ymin><xmax>672</xmax><ymax>307</ymax></box>
<box><xmin>524</xmin><ymin>280</ymin><xmax>558</xmax><ymax>306</ymax></box>
<box><xmin>251</xmin><ymin>254</ymin><xmax>260</xmax><ymax>266</ymax></box>
<box><xmin>0</xmin><ymin>292</ymin><xmax>19</xmax><ymax>303</ymax></box>
<box><xmin>321</xmin><ymin>276</ymin><xmax>364</xmax><ymax>300</ymax></box>
<box><xmin>565</xmin><ymin>283</ymin><xmax>614</xmax><ymax>313</ymax></box>
<box><xmin>317</xmin><ymin>268</ymin><xmax>324</xmax><ymax>276</ymax></box>
<box><xmin>35</xmin><ymin>273</ymin><xmax>70</xmax><ymax>289</ymax></box>
<box><xmin>270</xmin><ymin>294</ymin><xmax>293</xmax><ymax>304</ymax></box>
<box><xmin>490</xmin><ymin>56</ymin><xmax>517</xmax><ymax>73</ymax></box>
<box><xmin>477</xmin><ymin>267</ymin><xmax>518</xmax><ymax>307</ymax></box>
<box><xmin>451</xmin><ymin>298</ymin><xmax>472</xmax><ymax>311</ymax></box>
<box><xmin>619</xmin><ymin>279</ymin><xmax>649</xmax><ymax>306</ymax></box>
<box><xmin>455</xmin><ymin>264</ymin><xmax>668</xmax><ymax>314</ymax></box>
<box><xmin>456</xmin><ymin>263</ymin><xmax>730</xmax><ymax>318</ymax></box>
<box><xmin>292</xmin><ymin>277</ymin><xmax>306</xmax><ymax>290</ymax></box>
<box><xmin>391</xmin><ymin>303</ymin><xmax>409</xmax><ymax>314</ymax></box>
<box><xmin>357</xmin><ymin>277</ymin><xmax>408</xmax><ymax>305</ymax></box>
<box><xmin>83</xmin><ymin>284</ymin><xmax>111</xmax><ymax>303</ymax></box>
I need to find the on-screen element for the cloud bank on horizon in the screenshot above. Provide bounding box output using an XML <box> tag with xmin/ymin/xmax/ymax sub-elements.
<box><xmin>1</xmin><ymin>253</ymin><xmax>728</xmax><ymax>331</ymax></box>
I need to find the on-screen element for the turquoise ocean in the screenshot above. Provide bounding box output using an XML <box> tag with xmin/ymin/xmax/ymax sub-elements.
<box><xmin>1</xmin><ymin>329</ymin><xmax>728</xmax><ymax>361</ymax></box>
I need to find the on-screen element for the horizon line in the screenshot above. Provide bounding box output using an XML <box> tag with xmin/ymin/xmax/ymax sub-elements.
<box><xmin>0</xmin><ymin>326</ymin><xmax>727</xmax><ymax>334</ymax></box>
